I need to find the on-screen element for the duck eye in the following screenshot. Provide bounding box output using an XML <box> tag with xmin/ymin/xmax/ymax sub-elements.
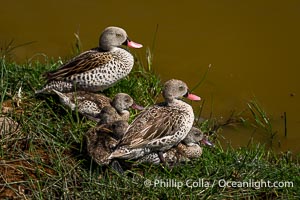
<box><xmin>116</xmin><ymin>33</ymin><xmax>122</xmax><ymax>37</ymax></box>
<box><xmin>179</xmin><ymin>86</ymin><xmax>185</xmax><ymax>91</ymax></box>
<box><xmin>124</xmin><ymin>97</ymin><xmax>130</xmax><ymax>103</ymax></box>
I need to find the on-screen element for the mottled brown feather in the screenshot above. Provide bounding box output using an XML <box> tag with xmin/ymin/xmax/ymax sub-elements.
<box><xmin>68</xmin><ymin>91</ymin><xmax>111</xmax><ymax>108</ymax></box>
<box><xmin>119</xmin><ymin>105</ymin><xmax>182</xmax><ymax>148</ymax></box>
<box><xmin>45</xmin><ymin>48</ymin><xmax>113</xmax><ymax>82</ymax></box>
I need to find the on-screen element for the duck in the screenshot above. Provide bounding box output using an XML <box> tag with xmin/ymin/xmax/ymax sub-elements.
<box><xmin>52</xmin><ymin>90</ymin><xmax>143</xmax><ymax>122</ymax></box>
<box><xmin>85</xmin><ymin>105</ymin><xmax>129</xmax><ymax>166</ymax></box>
<box><xmin>136</xmin><ymin>127</ymin><xmax>212</xmax><ymax>165</ymax></box>
<box><xmin>85</xmin><ymin>120</ymin><xmax>129</xmax><ymax>166</ymax></box>
<box><xmin>108</xmin><ymin>79</ymin><xmax>201</xmax><ymax>161</ymax></box>
<box><xmin>36</xmin><ymin>26</ymin><xmax>142</xmax><ymax>94</ymax></box>
<box><xmin>97</xmin><ymin>105</ymin><xmax>132</xmax><ymax>124</ymax></box>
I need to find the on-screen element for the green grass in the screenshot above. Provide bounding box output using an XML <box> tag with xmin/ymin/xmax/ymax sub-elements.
<box><xmin>246</xmin><ymin>100</ymin><xmax>277</xmax><ymax>144</ymax></box>
<box><xmin>0</xmin><ymin>54</ymin><xmax>299</xmax><ymax>199</ymax></box>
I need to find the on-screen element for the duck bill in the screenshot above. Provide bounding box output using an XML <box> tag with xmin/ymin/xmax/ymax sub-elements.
<box><xmin>201</xmin><ymin>138</ymin><xmax>213</xmax><ymax>147</ymax></box>
<box><xmin>131</xmin><ymin>103</ymin><xmax>144</xmax><ymax>110</ymax></box>
<box><xmin>186</xmin><ymin>93</ymin><xmax>201</xmax><ymax>101</ymax></box>
<box><xmin>126</xmin><ymin>39</ymin><xmax>143</xmax><ymax>48</ymax></box>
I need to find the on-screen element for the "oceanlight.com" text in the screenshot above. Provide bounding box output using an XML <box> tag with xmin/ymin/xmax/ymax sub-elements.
<box><xmin>143</xmin><ymin>178</ymin><xmax>294</xmax><ymax>189</ymax></box>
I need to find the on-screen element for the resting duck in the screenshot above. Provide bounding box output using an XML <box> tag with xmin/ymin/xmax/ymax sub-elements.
<box><xmin>52</xmin><ymin>90</ymin><xmax>142</xmax><ymax>122</ymax></box>
<box><xmin>108</xmin><ymin>79</ymin><xmax>201</xmax><ymax>160</ymax></box>
<box><xmin>85</xmin><ymin>107</ymin><xmax>129</xmax><ymax>166</ymax></box>
<box><xmin>36</xmin><ymin>26</ymin><xmax>142</xmax><ymax>94</ymax></box>
<box><xmin>136</xmin><ymin>127</ymin><xmax>212</xmax><ymax>164</ymax></box>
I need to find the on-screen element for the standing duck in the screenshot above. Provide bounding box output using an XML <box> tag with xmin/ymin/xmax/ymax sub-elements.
<box><xmin>52</xmin><ymin>90</ymin><xmax>142</xmax><ymax>122</ymax></box>
<box><xmin>108</xmin><ymin>79</ymin><xmax>201</xmax><ymax>160</ymax></box>
<box><xmin>36</xmin><ymin>26</ymin><xmax>142</xmax><ymax>94</ymax></box>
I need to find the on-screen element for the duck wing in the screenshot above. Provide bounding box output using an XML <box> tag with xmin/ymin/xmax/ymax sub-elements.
<box><xmin>70</xmin><ymin>91</ymin><xmax>111</xmax><ymax>107</ymax></box>
<box><xmin>119</xmin><ymin>105</ymin><xmax>182</xmax><ymax>148</ymax></box>
<box><xmin>44</xmin><ymin>48</ymin><xmax>113</xmax><ymax>82</ymax></box>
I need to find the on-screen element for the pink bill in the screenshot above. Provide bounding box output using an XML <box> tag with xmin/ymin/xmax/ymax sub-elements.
<box><xmin>131</xmin><ymin>103</ymin><xmax>144</xmax><ymax>110</ymax></box>
<box><xmin>187</xmin><ymin>93</ymin><xmax>201</xmax><ymax>101</ymax></box>
<box><xmin>127</xmin><ymin>40</ymin><xmax>143</xmax><ymax>48</ymax></box>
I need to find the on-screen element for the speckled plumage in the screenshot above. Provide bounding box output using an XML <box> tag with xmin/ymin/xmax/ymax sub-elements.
<box><xmin>52</xmin><ymin>90</ymin><xmax>136</xmax><ymax>122</ymax></box>
<box><xmin>85</xmin><ymin>120</ymin><xmax>129</xmax><ymax>166</ymax></box>
<box><xmin>136</xmin><ymin>127</ymin><xmax>205</xmax><ymax>164</ymax></box>
<box><xmin>108</xmin><ymin>79</ymin><xmax>201</xmax><ymax>160</ymax></box>
<box><xmin>97</xmin><ymin>106</ymin><xmax>129</xmax><ymax>124</ymax></box>
<box><xmin>86</xmin><ymin>107</ymin><xmax>129</xmax><ymax>166</ymax></box>
<box><xmin>36</xmin><ymin>26</ymin><xmax>142</xmax><ymax>94</ymax></box>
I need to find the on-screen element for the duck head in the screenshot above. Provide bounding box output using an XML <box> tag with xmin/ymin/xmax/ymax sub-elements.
<box><xmin>112</xmin><ymin>93</ymin><xmax>143</xmax><ymax>114</ymax></box>
<box><xmin>99</xmin><ymin>26</ymin><xmax>143</xmax><ymax>51</ymax></box>
<box><xmin>163</xmin><ymin>79</ymin><xmax>201</xmax><ymax>103</ymax></box>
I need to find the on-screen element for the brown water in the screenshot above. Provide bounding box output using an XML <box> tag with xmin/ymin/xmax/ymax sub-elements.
<box><xmin>1</xmin><ymin>0</ymin><xmax>299</xmax><ymax>152</ymax></box>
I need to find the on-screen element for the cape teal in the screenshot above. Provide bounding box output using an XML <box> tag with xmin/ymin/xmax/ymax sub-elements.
<box><xmin>108</xmin><ymin>79</ymin><xmax>201</xmax><ymax>160</ymax></box>
<box><xmin>36</xmin><ymin>26</ymin><xmax>142</xmax><ymax>94</ymax></box>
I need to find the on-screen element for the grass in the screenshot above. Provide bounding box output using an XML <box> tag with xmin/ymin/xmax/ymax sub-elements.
<box><xmin>246</xmin><ymin>100</ymin><xmax>277</xmax><ymax>145</ymax></box>
<box><xmin>0</xmin><ymin>50</ymin><xmax>299</xmax><ymax>199</ymax></box>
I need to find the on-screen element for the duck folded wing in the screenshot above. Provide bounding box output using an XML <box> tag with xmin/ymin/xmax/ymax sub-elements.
<box><xmin>119</xmin><ymin>106</ymin><xmax>181</xmax><ymax>149</ymax></box>
<box><xmin>44</xmin><ymin>49</ymin><xmax>113</xmax><ymax>82</ymax></box>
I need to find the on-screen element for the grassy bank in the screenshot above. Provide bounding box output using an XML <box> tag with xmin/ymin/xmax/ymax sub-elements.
<box><xmin>0</xmin><ymin>56</ymin><xmax>299</xmax><ymax>199</ymax></box>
